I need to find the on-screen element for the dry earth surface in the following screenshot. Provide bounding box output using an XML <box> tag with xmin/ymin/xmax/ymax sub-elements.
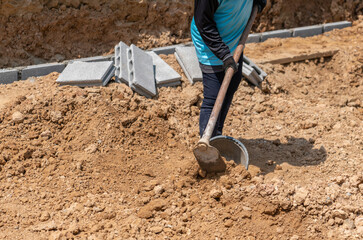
<box><xmin>0</xmin><ymin>13</ymin><xmax>362</xmax><ymax>240</ymax></box>
<box><xmin>0</xmin><ymin>0</ymin><xmax>362</xmax><ymax>68</ymax></box>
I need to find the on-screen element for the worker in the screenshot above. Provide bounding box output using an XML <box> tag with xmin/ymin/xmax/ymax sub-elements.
<box><xmin>191</xmin><ymin>0</ymin><xmax>266</xmax><ymax>137</ymax></box>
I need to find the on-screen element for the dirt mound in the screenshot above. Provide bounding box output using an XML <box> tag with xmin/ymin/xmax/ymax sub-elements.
<box><xmin>0</xmin><ymin>20</ymin><xmax>362</xmax><ymax>239</ymax></box>
<box><xmin>1</xmin><ymin>0</ymin><xmax>362</xmax><ymax>68</ymax></box>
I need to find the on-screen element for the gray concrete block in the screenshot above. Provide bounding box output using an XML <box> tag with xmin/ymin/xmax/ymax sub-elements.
<box><xmin>21</xmin><ymin>63</ymin><xmax>66</xmax><ymax>80</ymax></box>
<box><xmin>323</xmin><ymin>21</ymin><xmax>352</xmax><ymax>33</ymax></box>
<box><xmin>152</xmin><ymin>45</ymin><xmax>180</xmax><ymax>55</ymax></box>
<box><xmin>246</xmin><ymin>33</ymin><xmax>261</xmax><ymax>43</ymax></box>
<box><xmin>0</xmin><ymin>69</ymin><xmax>19</xmax><ymax>84</ymax></box>
<box><xmin>261</xmin><ymin>29</ymin><xmax>292</xmax><ymax>42</ymax></box>
<box><xmin>157</xmin><ymin>81</ymin><xmax>182</xmax><ymax>88</ymax></box>
<box><xmin>56</xmin><ymin>61</ymin><xmax>115</xmax><ymax>87</ymax></box>
<box><xmin>147</xmin><ymin>51</ymin><xmax>181</xmax><ymax>87</ymax></box>
<box><xmin>114</xmin><ymin>41</ymin><xmax>129</xmax><ymax>84</ymax></box>
<box><xmin>242</xmin><ymin>63</ymin><xmax>263</xmax><ymax>87</ymax></box>
<box><xmin>243</xmin><ymin>55</ymin><xmax>267</xmax><ymax>80</ymax></box>
<box><xmin>175</xmin><ymin>47</ymin><xmax>202</xmax><ymax>84</ymax></box>
<box><xmin>69</xmin><ymin>55</ymin><xmax>112</xmax><ymax>64</ymax></box>
<box><xmin>152</xmin><ymin>42</ymin><xmax>194</xmax><ymax>55</ymax></box>
<box><xmin>127</xmin><ymin>44</ymin><xmax>157</xmax><ymax>98</ymax></box>
<box><xmin>293</xmin><ymin>25</ymin><xmax>323</xmax><ymax>38</ymax></box>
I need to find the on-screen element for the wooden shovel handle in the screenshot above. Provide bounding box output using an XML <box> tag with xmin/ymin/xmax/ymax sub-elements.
<box><xmin>199</xmin><ymin>5</ymin><xmax>259</xmax><ymax>146</ymax></box>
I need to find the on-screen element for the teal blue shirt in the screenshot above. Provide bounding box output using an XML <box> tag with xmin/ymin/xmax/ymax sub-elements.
<box><xmin>191</xmin><ymin>0</ymin><xmax>252</xmax><ymax>66</ymax></box>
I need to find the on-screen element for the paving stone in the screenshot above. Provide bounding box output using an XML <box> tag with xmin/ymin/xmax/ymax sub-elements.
<box><xmin>69</xmin><ymin>55</ymin><xmax>112</xmax><ymax>64</ymax></box>
<box><xmin>175</xmin><ymin>47</ymin><xmax>202</xmax><ymax>84</ymax></box>
<box><xmin>323</xmin><ymin>21</ymin><xmax>352</xmax><ymax>33</ymax></box>
<box><xmin>147</xmin><ymin>51</ymin><xmax>181</xmax><ymax>87</ymax></box>
<box><xmin>293</xmin><ymin>25</ymin><xmax>323</xmax><ymax>38</ymax></box>
<box><xmin>127</xmin><ymin>44</ymin><xmax>157</xmax><ymax>98</ymax></box>
<box><xmin>114</xmin><ymin>41</ymin><xmax>129</xmax><ymax>84</ymax></box>
<box><xmin>261</xmin><ymin>29</ymin><xmax>292</xmax><ymax>42</ymax></box>
<box><xmin>0</xmin><ymin>69</ymin><xmax>19</xmax><ymax>84</ymax></box>
<box><xmin>21</xmin><ymin>63</ymin><xmax>66</xmax><ymax>80</ymax></box>
<box><xmin>56</xmin><ymin>61</ymin><xmax>115</xmax><ymax>87</ymax></box>
<box><xmin>246</xmin><ymin>33</ymin><xmax>261</xmax><ymax>43</ymax></box>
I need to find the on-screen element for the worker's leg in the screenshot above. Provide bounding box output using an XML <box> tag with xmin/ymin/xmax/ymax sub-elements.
<box><xmin>199</xmin><ymin>71</ymin><xmax>224</xmax><ymax>137</ymax></box>
<box><xmin>199</xmin><ymin>55</ymin><xmax>243</xmax><ymax>137</ymax></box>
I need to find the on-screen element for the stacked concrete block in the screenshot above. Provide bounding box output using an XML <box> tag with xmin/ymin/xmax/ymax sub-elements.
<box><xmin>174</xmin><ymin>47</ymin><xmax>202</xmax><ymax>84</ymax></box>
<box><xmin>246</xmin><ymin>33</ymin><xmax>261</xmax><ymax>43</ymax></box>
<box><xmin>147</xmin><ymin>51</ymin><xmax>181</xmax><ymax>88</ymax></box>
<box><xmin>323</xmin><ymin>21</ymin><xmax>352</xmax><ymax>33</ymax></box>
<box><xmin>114</xmin><ymin>41</ymin><xmax>129</xmax><ymax>84</ymax></box>
<box><xmin>242</xmin><ymin>56</ymin><xmax>267</xmax><ymax>87</ymax></box>
<box><xmin>127</xmin><ymin>44</ymin><xmax>157</xmax><ymax>98</ymax></box>
<box><xmin>293</xmin><ymin>25</ymin><xmax>323</xmax><ymax>38</ymax></box>
<box><xmin>56</xmin><ymin>61</ymin><xmax>115</xmax><ymax>87</ymax></box>
<box><xmin>261</xmin><ymin>29</ymin><xmax>292</xmax><ymax>42</ymax></box>
<box><xmin>21</xmin><ymin>63</ymin><xmax>66</xmax><ymax>80</ymax></box>
<box><xmin>0</xmin><ymin>69</ymin><xmax>19</xmax><ymax>84</ymax></box>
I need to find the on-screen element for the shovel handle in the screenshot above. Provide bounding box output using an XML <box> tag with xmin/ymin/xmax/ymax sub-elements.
<box><xmin>199</xmin><ymin>5</ymin><xmax>259</xmax><ymax>146</ymax></box>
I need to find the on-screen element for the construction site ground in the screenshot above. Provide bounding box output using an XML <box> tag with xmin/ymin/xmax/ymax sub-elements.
<box><xmin>0</xmin><ymin>14</ymin><xmax>362</xmax><ymax>240</ymax></box>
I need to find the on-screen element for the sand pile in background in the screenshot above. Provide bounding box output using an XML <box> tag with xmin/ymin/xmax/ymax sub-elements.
<box><xmin>0</xmin><ymin>0</ymin><xmax>362</xmax><ymax>68</ymax></box>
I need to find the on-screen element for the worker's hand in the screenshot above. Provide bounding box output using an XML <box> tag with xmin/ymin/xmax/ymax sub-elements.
<box><xmin>254</xmin><ymin>0</ymin><xmax>266</xmax><ymax>13</ymax></box>
<box><xmin>223</xmin><ymin>55</ymin><xmax>238</xmax><ymax>73</ymax></box>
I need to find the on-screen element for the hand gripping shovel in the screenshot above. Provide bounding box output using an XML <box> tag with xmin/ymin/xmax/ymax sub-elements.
<box><xmin>193</xmin><ymin>5</ymin><xmax>258</xmax><ymax>173</ymax></box>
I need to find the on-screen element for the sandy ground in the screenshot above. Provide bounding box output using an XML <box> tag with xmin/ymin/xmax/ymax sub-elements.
<box><xmin>0</xmin><ymin>18</ymin><xmax>362</xmax><ymax>240</ymax></box>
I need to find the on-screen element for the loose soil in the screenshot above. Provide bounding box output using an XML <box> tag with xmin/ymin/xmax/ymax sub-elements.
<box><xmin>0</xmin><ymin>0</ymin><xmax>362</xmax><ymax>68</ymax></box>
<box><xmin>0</xmin><ymin>15</ymin><xmax>362</xmax><ymax>240</ymax></box>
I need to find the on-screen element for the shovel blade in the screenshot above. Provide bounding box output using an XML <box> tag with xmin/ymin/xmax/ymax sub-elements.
<box><xmin>193</xmin><ymin>144</ymin><xmax>226</xmax><ymax>173</ymax></box>
<box><xmin>210</xmin><ymin>136</ymin><xmax>249</xmax><ymax>169</ymax></box>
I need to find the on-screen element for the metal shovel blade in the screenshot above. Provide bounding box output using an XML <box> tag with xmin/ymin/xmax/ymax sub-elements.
<box><xmin>210</xmin><ymin>136</ymin><xmax>250</xmax><ymax>169</ymax></box>
<box><xmin>193</xmin><ymin>143</ymin><xmax>227</xmax><ymax>173</ymax></box>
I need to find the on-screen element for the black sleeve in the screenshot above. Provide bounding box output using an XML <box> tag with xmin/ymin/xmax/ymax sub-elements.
<box><xmin>194</xmin><ymin>0</ymin><xmax>231</xmax><ymax>61</ymax></box>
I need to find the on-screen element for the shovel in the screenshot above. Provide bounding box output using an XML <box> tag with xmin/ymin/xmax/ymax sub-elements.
<box><xmin>193</xmin><ymin>5</ymin><xmax>258</xmax><ymax>173</ymax></box>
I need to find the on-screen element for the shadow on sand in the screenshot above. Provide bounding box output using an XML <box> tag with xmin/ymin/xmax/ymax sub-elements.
<box><xmin>238</xmin><ymin>137</ymin><xmax>327</xmax><ymax>175</ymax></box>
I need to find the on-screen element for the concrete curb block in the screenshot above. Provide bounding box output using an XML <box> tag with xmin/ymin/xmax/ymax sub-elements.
<box><xmin>261</xmin><ymin>29</ymin><xmax>292</xmax><ymax>42</ymax></box>
<box><xmin>323</xmin><ymin>21</ymin><xmax>352</xmax><ymax>33</ymax></box>
<box><xmin>242</xmin><ymin>55</ymin><xmax>268</xmax><ymax>87</ymax></box>
<box><xmin>175</xmin><ymin>47</ymin><xmax>202</xmax><ymax>84</ymax></box>
<box><xmin>21</xmin><ymin>63</ymin><xmax>66</xmax><ymax>80</ymax></box>
<box><xmin>246</xmin><ymin>33</ymin><xmax>261</xmax><ymax>43</ymax></box>
<box><xmin>242</xmin><ymin>64</ymin><xmax>261</xmax><ymax>87</ymax></box>
<box><xmin>115</xmin><ymin>41</ymin><xmax>129</xmax><ymax>84</ymax></box>
<box><xmin>56</xmin><ymin>61</ymin><xmax>115</xmax><ymax>87</ymax></box>
<box><xmin>127</xmin><ymin>45</ymin><xmax>157</xmax><ymax>98</ymax></box>
<box><xmin>147</xmin><ymin>51</ymin><xmax>181</xmax><ymax>87</ymax></box>
<box><xmin>293</xmin><ymin>25</ymin><xmax>323</xmax><ymax>38</ymax></box>
<box><xmin>243</xmin><ymin>56</ymin><xmax>267</xmax><ymax>79</ymax></box>
<box><xmin>69</xmin><ymin>55</ymin><xmax>112</xmax><ymax>64</ymax></box>
<box><xmin>0</xmin><ymin>69</ymin><xmax>19</xmax><ymax>85</ymax></box>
